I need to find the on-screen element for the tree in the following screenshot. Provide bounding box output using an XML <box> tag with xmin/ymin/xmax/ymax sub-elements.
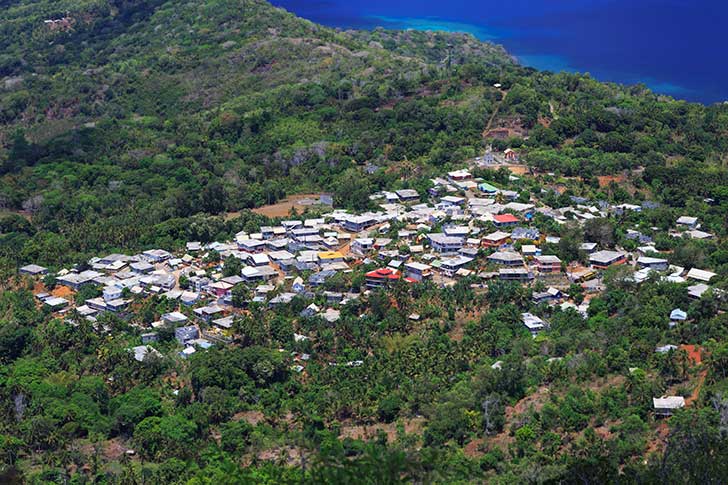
<box><xmin>481</xmin><ymin>394</ymin><xmax>504</xmax><ymax>436</ymax></box>
<box><xmin>584</xmin><ymin>218</ymin><xmax>615</xmax><ymax>248</ymax></box>
<box><xmin>334</xmin><ymin>168</ymin><xmax>372</xmax><ymax>211</ymax></box>
<box><xmin>223</xmin><ymin>256</ymin><xmax>242</xmax><ymax>277</ymax></box>
<box><xmin>657</xmin><ymin>409</ymin><xmax>728</xmax><ymax>483</ymax></box>
<box><xmin>201</xmin><ymin>180</ymin><xmax>226</xmax><ymax>214</ymax></box>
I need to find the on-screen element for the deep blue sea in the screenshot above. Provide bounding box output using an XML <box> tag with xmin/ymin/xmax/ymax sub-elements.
<box><xmin>270</xmin><ymin>0</ymin><xmax>727</xmax><ymax>104</ymax></box>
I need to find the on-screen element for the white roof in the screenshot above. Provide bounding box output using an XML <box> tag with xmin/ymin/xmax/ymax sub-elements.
<box><xmin>405</xmin><ymin>262</ymin><xmax>432</xmax><ymax>271</ymax></box>
<box><xmin>653</xmin><ymin>396</ymin><xmax>685</xmax><ymax>409</ymax></box>
<box><xmin>676</xmin><ymin>216</ymin><xmax>697</xmax><ymax>225</ymax></box>
<box><xmin>44</xmin><ymin>297</ymin><xmax>69</xmax><ymax>307</ymax></box>
<box><xmin>522</xmin><ymin>313</ymin><xmax>546</xmax><ymax>331</ymax></box>
<box><xmin>686</xmin><ymin>268</ymin><xmax>716</xmax><ymax>282</ymax></box>
<box><xmin>484</xmin><ymin>231</ymin><xmax>511</xmax><ymax>241</ymax></box>
<box><xmin>638</xmin><ymin>256</ymin><xmax>668</xmax><ymax>265</ymax></box>
<box><xmin>687</xmin><ymin>230</ymin><xmax>712</xmax><ymax>239</ymax></box>
<box><xmin>249</xmin><ymin>253</ymin><xmax>270</xmax><ymax>265</ymax></box>
<box><xmin>589</xmin><ymin>250</ymin><xmax>625</xmax><ymax>264</ymax></box>
<box><xmin>163</xmin><ymin>311</ymin><xmax>188</xmax><ymax>322</ymax></box>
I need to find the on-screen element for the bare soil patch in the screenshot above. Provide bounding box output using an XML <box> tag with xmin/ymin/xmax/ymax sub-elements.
<box><xmin>597</xmin><ymin>174</ymin><xmax>626</xmax><ymax>188</ymax></box>
<box><xmin>242</xmin><ymin>194</ymin><xmax>327</xmax><ymax>219</ymax></box>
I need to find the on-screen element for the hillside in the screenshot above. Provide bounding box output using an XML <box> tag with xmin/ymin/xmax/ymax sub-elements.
<box><xmin>0</xmin><ymin>0</ymin><xmax>726</xmax><ymax>262</ymax></box>
<box><xmin>0</xmin><ymin>1</ymin><xmax>727</xmax><ymax>484</ymax></box>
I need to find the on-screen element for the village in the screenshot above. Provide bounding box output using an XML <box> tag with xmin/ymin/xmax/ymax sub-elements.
<box><xmin>17</xmin><ymin>148</ymin><xmax>722</xmax><ymax>419</ymax></box>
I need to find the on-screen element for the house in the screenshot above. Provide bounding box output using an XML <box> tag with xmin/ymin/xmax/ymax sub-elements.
<box><xmin>179</xmin><ymin>346</ymin><xmax>196</xmax><ymax>359</ymax></box>
<box><xmin>395</xmin><ymin>189</ymin><xmax>419</xmax><ymax>202</ymax></box>
<box><xmin>478</xmin><ymin>182</ymin><xmax>499</xmax><ymax>195</ymax></box>
<box><xmin>343</xmin><ymin>215</ymin><xmax>377</xmax><ymax>233</ymax></box>
<box><xmin>653</xmin><ymin>396</ymin><xmax>685</xmax><ymax>417</ymax></box>
<box><xmin>162</xmin><ymin>311</ymin><xmax>188</xmax><ymax>326</ymax></box>
<box><xmin>482</xmin><ymin>231</ymin><xmax>511</xmax><ymax>248</ymax></box>
<box><xmin>292</xmin><ymin>276</ymin><xmax>306</xmax><ymax>293</ymax></box>
<box><xmin>141</xmin><ymin>332</ymin><xmax>158</xmax><ymax>344</ymax></box>
<box><xmin>19</xmin><ymin>264</ymin><xmax>48</xmax><ymax>276</ymax></box>
<box><xmin>300</xmin><ymin>303</ymin><xmax>320</xmax><ymax>318</ymax></box>
<box><xmin>687</xmin><ymin>229</ymin><xmax>712</xmax><ymax>240</ymax></box>
<box><xmin>175</xmin><ymin>326</ymin><xmax>199</xmax><ymax>345</ymax></box>
<box><xmin>504</xmin><ymin>148</ymin><xmax>518</xmax><ymax>161</ymax></box>
<box><xmin>492</xmin><ymin>214</ymin><xmax>519</xmax><ymax>228</ymax></box>
<box><xmin>487</xmin><ymin>251</ymin><xmax>524</xmax><ymax>266</ymax></box>
<box><xmin>676</xmin><ymin>216</ymin><xmax>698</xmax><ymax>229</ymax></box>
<box><xmin>131</xmin><ymin>345</ymin><xmax>162</xmax><ymax>363</ymax></box>
<box><xmin>309</xmin><ymin>269</ymin><xmax>336</xmax><ymax>287</ymax></box>
<box><xmin>245</xmin><ymin>253</ymin><xmax>269</xmax><ymax>267</ymax></box>
<box><xmin>269</xmin><ymin>293</ymin><xmax>296</xmax><ymax>306</ymax></box>
<box><xmin>637</xmin><ymin>256</ymin><xmax>669</xmax><ymax>271</ymax></box>
<box><xmin>103</xmin><ymin>286</ymin><xmax>123</xmax><ymax>302</ymax></box>
<box><xmin>580</xmin><ymin>242</ymin><xmax>598</xmax><ymax>254</ymax></box>
<box><xmin>428</xmin><ymin>233</ymin><xmax>464</xmax><ymax>254</ymax></box>
<box><xmin>459</xmin><ymin>247</ymin><xmax>479</xmax><ymax>258</ymax></box>
<box><xmin>318</xmin><ymin>251</ymin><xmax>345</xmax><ymax>264</ymax></box>
<box><xmin>522</xmin><ymin>313</ymin><xmax>547</xmax><ymax>336</ymax></box>
<box><xmin>44</xmin><ymin>296</ymin><xmax>69</xmax><ymax>310</ymax></box>
<box><xmin>440</xmin><ymin>195</ymin><xmax>466</xmax><ymax>206</ymax></box>
<box><xmin>589</xmin><ymin>250</ymin><xmax>627</xmax><ymax>269</ymax></box>
<box><xmin>281</xmin><ymin>220</ymin><xmax>303</xmax><ymax>231</ymax></box>
<box><xmin>447</xmin><ymin>169</ymin><xmax>472</xmax><ymax>181</ymax></box>
<box><xmin>241</xmin><ymin>265</ymin><xmax>277</xmax><ymax>282</ymax></box>
<box><xmin>324</xmin><ymin>291</ymin><xmax>344</xmax><ymax>305</ymax></box>
<box><xmin>143</xmin><ymin>249</ymin><xmax>172</xmax><ymax>262</ymax></box>
<box><xmin>237</xmin><ymin>238</ymin><xmax>267</xmax><ymax>253</ymax></box>
<box><xmin>656</xmin><ymin>344</ymin><xmax>678</xmax><ymax>354</ymax></box>
<box><xmin>439</xmin><ymin>256</ymin><xmax>474</xmax><ymax>277</ymax></box>
<box><xmin>510</xmin><ymin>227</ymin><xmax>540</xmax><ymax>241</ymax></box>
<box><xmin>291</xmin><ymin>227</ymin><xmax>320</xmax><ymax>241</ymax></box>
<box><xmin>56</xmin><ymin>270</ymin><xmax>103</xmax><ymax>290</ymax></box>
<box><xmin>194</xmin><ymin>305</ymin><xmax>225</xmax><ymax>322</ymax></box>
<box><xmin>404</xmin><ymin>262</ymin><xmax>432</xmax><ymax>282</ymax></box>
<box><xmin>686</xmin><ymin>268</ymin><xmax>716</xmax><ymax>283</ymax></box>
<box><xmin>351</xmin><ymin>238</ymin><xmax>374</xmax><ymax>255</ymax></box>
<box><xmin>521</xmin><ymin>245</ymin><xmax>539</xmax><ymax>257</ymax></box>
<box><xmin>94</xmin><ymin>297</ymin><xmax>128</xmax><ymax>313</ymax></box>
<box><xmin>687</xmin><ymin>283</ymin><xmax>710</xmax><ymax>299</ymax></box>
<box><xmin>534</xmin><ymin>255</ymin><xmax>562</xmax><ymax>273</ymax></box>
<box><xmin>443</xmin><ymin>225</ymin><xmax>470</xmax><ymax>238</ymax></box>
<box><xmin>532</xmin><ymin>287</ymin><xmax>562</xmax><ymax>304</ymax></box>
<box><xmin>207</xmin><ymin>281</ymin><xmax>233</xmax><ymax>298</ymax></box>
<box><xmin>139</xmin><ymin>273</ymin><xmax>176</xmax><ymax>290</ymax></box>
<box><xmin>669</xmin><ymin>309</ymin><xmax>687</xmax><ymax>327</ymax></box>
<box><xmin>499</xmin><ymin>268</ymin><xmax>533</xmax><ymax>281</ymax></box>
<box><xmin>321</xmin><ymin>308</ymin><xmax>341</xmax><ymax>323</ymax></box>
<box><xmin>365</xmin><ymin>268</ymin><xmax>402</xmax><ymax>289</ymax></box>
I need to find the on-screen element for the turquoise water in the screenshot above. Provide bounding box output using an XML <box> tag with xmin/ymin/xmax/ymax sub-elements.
<box><xmin>271</xmin><ymin>0</ymin><xmax>727</xmax><ymax>104</ymax></box>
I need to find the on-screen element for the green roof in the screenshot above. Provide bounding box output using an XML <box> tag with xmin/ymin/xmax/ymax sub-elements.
<box><xmin>478</xmin><ymin>182</ymin><xmax>499</xmax><ymax>192</ymax></box>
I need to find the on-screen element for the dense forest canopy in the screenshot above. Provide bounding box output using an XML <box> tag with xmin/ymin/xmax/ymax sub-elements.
<box><xmin>0</xmin><ymin>0</ymin><xmax>726</xmax><ymax>483</ymax></box>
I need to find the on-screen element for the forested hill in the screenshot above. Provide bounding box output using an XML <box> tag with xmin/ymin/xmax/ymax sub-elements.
<box><xmin>0</xmin><ymin>0</ymin><xmax>726</xmax><ymax>262</ymax></box>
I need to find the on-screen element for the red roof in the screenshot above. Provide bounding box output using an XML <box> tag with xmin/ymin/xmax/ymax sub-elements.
<box><xmin>493</xmin><ymin>214</ymin><xmax>519</xmax><ymax>223</ymax></box>
<box><xmin>365</xmin><ymin>268</ymin><xmax>401</xmax><ymax>280</ymax></box>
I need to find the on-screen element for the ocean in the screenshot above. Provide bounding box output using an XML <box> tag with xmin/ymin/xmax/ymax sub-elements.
<box><xmin>270</xmin><ymin>0</ymin><xmax>727</xmax><ymax>104</ymax></box>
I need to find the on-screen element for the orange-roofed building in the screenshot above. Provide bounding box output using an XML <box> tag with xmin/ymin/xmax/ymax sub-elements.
<box><xmin>493</xmin><ymin>214</ymin><xmax>519</xmax><ymax>227</ymax></box>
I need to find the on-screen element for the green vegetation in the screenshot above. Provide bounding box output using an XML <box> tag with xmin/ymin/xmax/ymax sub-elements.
<box><xmin>0</xmin><ymin>0</ymin><xmax>726</xmax><ymax>483</ymax></box>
